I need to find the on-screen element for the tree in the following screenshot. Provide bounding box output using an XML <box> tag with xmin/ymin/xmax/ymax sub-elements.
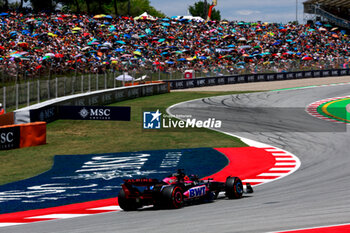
<box><xmin>189</xmin><ymin>1</ymin><xmax>221</xmax><ymax>21</ymax></box>
<box><xmin>0</xmin><ymin>0</ymin><xmax>9</xmax><ymax>10</ymax></box>
<box><xmin>104</xmin><ymin>0</ymin><xmax>165</xmax><ymax>17</ymax></box>
<box><xmin>113</xmin><ymin>0</ymin><xmax>118</xmax><ymax>15</ymax></box>
<box><xmin>59</xmin><ymin>0</ymin><xmax>165</xmax><ymax>17</ymax></box>
<box><xmin>29</xmin><ymin>0</ymin><xmax>57</xmax><ymax>11</ymax></box>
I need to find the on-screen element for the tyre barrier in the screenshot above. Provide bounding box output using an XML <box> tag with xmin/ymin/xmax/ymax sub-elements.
<box><xmin>164</xmin><ymin>68</ymin><xmax>350</xmax><ymax>90</ymax></box>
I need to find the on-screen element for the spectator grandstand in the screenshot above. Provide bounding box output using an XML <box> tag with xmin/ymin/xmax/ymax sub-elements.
<box><xmin>0</xmin><ymin>9</ymin><xmax>349</xmax><ymax>85</ymax></box>
<box><xmin>304</xmin><ymin>0</ymin><xmax>350</xmax><ymax>28</ymax></box>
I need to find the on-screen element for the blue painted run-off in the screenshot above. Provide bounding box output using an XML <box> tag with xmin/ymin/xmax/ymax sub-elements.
<box><xmin>0</xmin><ymin>148</ymin><xmax>227</xmax><ymax>214</ymax></box>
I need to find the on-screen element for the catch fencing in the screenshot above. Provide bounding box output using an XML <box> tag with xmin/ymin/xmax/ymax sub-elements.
<box><xmin>1</xmin><ymin>68</ymin><xmax>350</xmax><ymax>112</ymax></box>
<box><xmin>1</xmin><ymin>72</ymin><xmax>128</xmax><ymax>112</ymax></box>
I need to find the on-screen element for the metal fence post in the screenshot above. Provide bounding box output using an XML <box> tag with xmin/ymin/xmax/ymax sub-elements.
<box><xmin>27</xmin><ymin>81</ymin><xmax>30</xmax><ymax>106</ymax></box>
<box><xmin>96</xmin><ymin>73</ymin><xmax>99</xmax><ymax>90</ymax></box>
<box><xmin>37</xmin><ymin>79</ymin><xmax>40</xmax><ymax>103</ymax></box>
<box><xmin>16</xmin><ymin>84</ymin><xmax>18</xmax><ymax>110</ymax></box>
<box><xmin>104</xmin><ymin>72</ymin><xmax>107</xmax><ymax>89</ymax></box>
<box><xmin>88</xmin><ymin>74</ymin><xmax>91</xmax><ymax>92</ymax></box>
<box><xmin>63</xmin><ymin>77</ymin><xmax>66</xmax><ymax>96</ymax></box>
<box><xmin>3</xmin><ymin>86</ymin><xmax>6</xmax><ymax>113</ymax></box>
<box><xmin>56</xmin><ymin>78</ymin><xmax>58</xmax><ymax>98</ymax></box>
<box><xmin>81</xmin><ymin>75</ymin><xmax>84</xmax><ymax>93</ymax></box>
<box><xmin>72</xmin><ymin>76</ymin><xmax>75</xmax><ymax>94</ymax></box>
<box><xmin>113</xmin><ymin>71</ymin><xmax>116</xmax><ymax>88</ymax></box>
<box><xmin>47</xmin><ymin>80</ymin><xmax>50</xmax><ymax>100</ymax></box>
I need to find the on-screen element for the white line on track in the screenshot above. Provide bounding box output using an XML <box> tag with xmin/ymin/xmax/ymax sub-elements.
<box><xmin>275</xmin><ymin>162</ymin><xmax>296</xmax><ymax>166</ymax></box>
<box><xmin>275</xmin><ymin>158</ymin><xmax>295</xmax><ymax>161</ymax></box>
<box><xmin>266</xmin><ymin>222</ymin><xmax>350</xmax><ymax>233</ymax></box>
<box><xmin>258</xmin><ymin>173</ymin><xmax>288</xmax><ymax>177</ymax></box>
<box><xmin>88</xmin><ymin>206</ymin><xmax>121</xmax><ymax>211</ymax></box>
<box><xmin>265</xmin><ymin>149</ymin><xmax>283</xmax><ymax>152</ymax></box>
<box><xmin>26</xmin><ymin>214</ymin><xmax>90</xmax><ymax>219</ymax></box>
<box><xmin>269</xmin><ymin>168</ymin><xmax>294</xmax><ymax>171</ymax></box>
<box><xmin>242</xmin><ymin>179</ymin><xmax>274</xmax><ymax>183</ymax></box>
<box><xmin>0</xmin><ymin>223</ymin><xmax>25</xmax><ymax>227</ymax></box>
<box><xmin>272</xmin><ymin>153</ymin><xmax>293</xmax><ymax>156</ymax></box>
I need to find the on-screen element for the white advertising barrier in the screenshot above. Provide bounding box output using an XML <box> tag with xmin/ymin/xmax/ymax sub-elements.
<box><xmin>14</xmin><ymin>83</ymin><xmax>169</xmax><ymax>124</ymax></box>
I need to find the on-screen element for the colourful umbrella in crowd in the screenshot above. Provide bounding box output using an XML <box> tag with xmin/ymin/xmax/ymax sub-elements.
<box><xmin>93</xmin><ymin>14</ymin><xmax>106</xmax><ymax>19</ymax></box>
<box><xmin>302</xmin><ymin>56</ymin><xmax>313</xmax><ymax>61</ymax></box>
<box><xmin>10</xmin><ymin>53</ymin><xmax>22</xmax><ymax>58</ymax></box>
<box><xmin>18</xmin><ymin>42</ymin><xmax>29</xmax><ymax>47</ymax></box>
<box><xmin>45</xmin><ymin>53</ymin><xmax>55</xmax><ymax>57</ymax></box>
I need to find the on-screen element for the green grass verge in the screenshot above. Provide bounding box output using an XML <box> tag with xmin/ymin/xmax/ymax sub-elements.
<box><xmin>317</xmin><ymin>98</ymin><xmax>350</xmax><ymax>123</ymax></box>
<box><xmin>0</xmin><ymin>91</ymin><xmax>249</xmax><ymax>185</ymax></box>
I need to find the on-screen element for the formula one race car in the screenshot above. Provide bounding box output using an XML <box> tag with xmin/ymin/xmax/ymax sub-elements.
<box><xmin>118</xmin><ymin>169</ymin><xmax>253</xmax><ymax>211</ymax></box>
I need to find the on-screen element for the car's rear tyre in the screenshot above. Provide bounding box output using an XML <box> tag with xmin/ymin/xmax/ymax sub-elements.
<box><xmin>160</xmin><ymin>185</ymin><xmax>183</xmax><ymax>209</ymax></box>
<box><xmin>225</xmin><ymin>177</ymin><xmax>243</xmax><ymax>199</ymax></box>
<box><xmin>118</xmin><ymin>189</ymin><xmax>138</xmax><ymax>211</ymax></box>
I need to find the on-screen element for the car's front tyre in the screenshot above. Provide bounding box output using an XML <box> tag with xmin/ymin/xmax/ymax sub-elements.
<box><xmin>225</xmin><ymin>177</ymin><xmax>243</xmax><ymax>199</ymax></box>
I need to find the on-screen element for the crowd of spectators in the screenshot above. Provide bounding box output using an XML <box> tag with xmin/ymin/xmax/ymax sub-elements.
<box><xmin>0</xmin><ymin>11</ymin><xmax>350</xmax><ymax>82</ymax></box>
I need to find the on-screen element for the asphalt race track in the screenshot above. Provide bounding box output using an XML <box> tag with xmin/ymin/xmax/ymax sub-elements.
<box><xmin>5</xmin><ymin>84</ymin><xmax>350</xmax><ymax>233</ymax></box>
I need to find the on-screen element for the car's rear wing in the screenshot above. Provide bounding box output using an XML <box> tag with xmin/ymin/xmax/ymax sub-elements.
<box><xmin>123</xmin><ymin>178</ymin><xmax>160</xmax><ymax>186</ymax></box>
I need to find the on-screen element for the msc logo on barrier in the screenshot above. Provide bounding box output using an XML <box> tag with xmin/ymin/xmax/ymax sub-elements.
<box><xmin>0</xmin><ymin>126</ymin><xmax>20</xmax><ymax>150</ymax></box>
<box><xmin>79</xmin><ymin>108</ymin><xmax>111</xmax><ymax>120</ymax></box>
<box><xmin>79</xmin><ymin>108</ymin><xmax>89</xmax><ymax>118</ymax></box>
<box><xmin>1</xmin><ymin>132</ymin><xmax>13</xmax><ymax>143</ymax></box>
<box><xmin>57</xmin><ymin>106</ymin><xmax>130</xmax><ymax>121</ymax></box>
<box><xmin>143</xmin><ymin>110</ymin><xmax>162</xmax><ymax>129</ymax></box>
<box><xmin>39</xmin><ymin>107</ymin><xmax>56</xmax><ymax>122</ymax></box>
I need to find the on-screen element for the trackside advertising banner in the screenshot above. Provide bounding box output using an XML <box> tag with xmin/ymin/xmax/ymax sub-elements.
<box><xmin>58</xmin><ymin>106</ymin><xmax>130</xmax><ymax>121</ymax></box>
<box><xmin>164</xmin><ymin>68</ymin><xmax>350</xmax><ymax>90</ymax></box>
<box><xmin>30</xmin><ymin>106</ymin><xmax>131</xmax><ymax>122</ymax></box>
<box><xmin>0</xmin><ymin>126</ymin><xmax>20</xmax><ymax>150</ymax></box>
<box><xmin>29</xmin><ymin>106</ymin><xmax>59</xmax><ymax>123</ymax></box>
